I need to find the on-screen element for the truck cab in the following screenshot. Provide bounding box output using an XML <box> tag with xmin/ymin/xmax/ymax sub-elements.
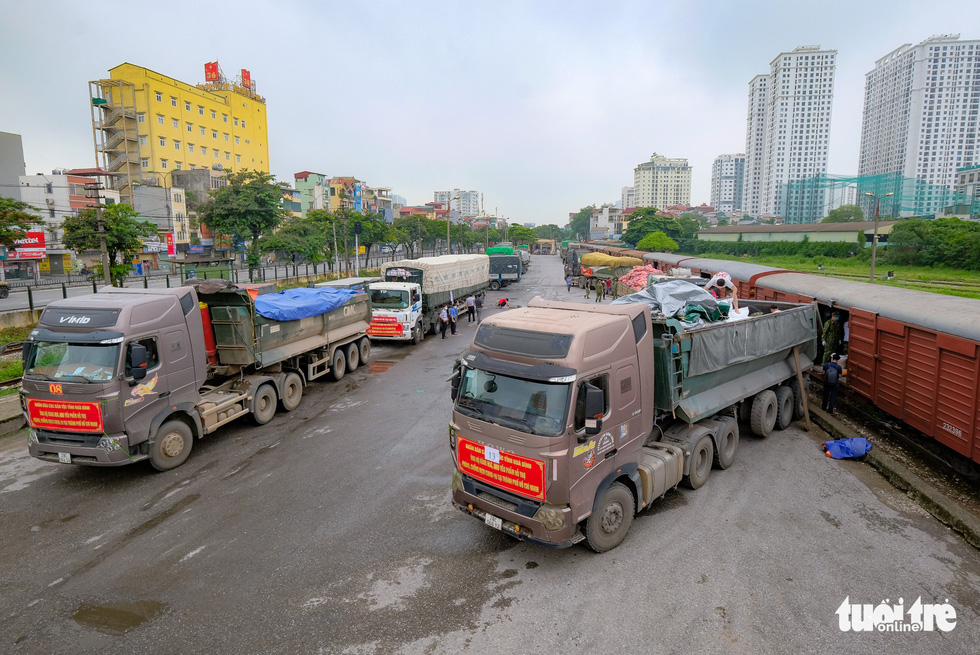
<box><xmin>25</xmin><ymin>287</ymin><xmax>205</xmax><ymax>467</ymax></box>
<box><xmin>366</xmin><ymin>281</ymin><xmax>424</xmax><ymax>343</ymax></box>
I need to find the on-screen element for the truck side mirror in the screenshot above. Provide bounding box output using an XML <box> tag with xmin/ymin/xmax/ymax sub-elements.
<box><xmin>584</xmin><ymin>384</ymin><xmax>604</xmax><ymax>436</ymax></box>
<box><xmin>130</xmin><ymin>343</ymin><xmax>148</xmax><ymax>381</ymax></box>
<box><xmin>449</xmin><ymin>361</ymin><xmax>462</xmax><ymax>401</ymax></box>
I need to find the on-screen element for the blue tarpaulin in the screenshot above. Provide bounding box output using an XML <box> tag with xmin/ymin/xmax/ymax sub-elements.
<box><xmin>254</xmin><ymin>287</ymin><xmax>359</xmax><ymax>321</ymax></box>
<box><xmin>824</xmin><ymin>438</ymin><xmax>873</xmax><ymax>459</ymax></box>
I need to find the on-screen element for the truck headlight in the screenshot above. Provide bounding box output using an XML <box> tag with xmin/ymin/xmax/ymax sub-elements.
<box><xmin>97</xmin><ymin>436</ymin><xmax>123</xmax><ymax>451</ymax></box>
<box><xmin>448</xmin><ymin>425</ymin><xmax>457</xmax><ymax>449</ymax></box>
<box><xmin>532</xmin><ymin>505</ymin><xmax>566</xmax><ymax>531</ymax></box>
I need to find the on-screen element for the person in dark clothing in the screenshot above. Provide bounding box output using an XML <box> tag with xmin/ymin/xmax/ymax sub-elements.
<box><xmin>439</xmin><ymin>305</ymin><xmax>449</xmax><ymax>339</ymax></box>
<box><xmin>822</xmin><ymin>353</ymin><xmax>843</xmax><ymax>414</ymax></box>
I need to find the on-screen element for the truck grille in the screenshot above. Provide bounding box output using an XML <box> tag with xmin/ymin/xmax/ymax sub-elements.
<box><xmin>477</xmin><ymin>491</ymin><xmax>518</xmax><ymax>513</ymax></box>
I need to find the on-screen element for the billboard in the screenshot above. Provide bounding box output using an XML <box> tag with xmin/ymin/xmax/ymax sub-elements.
<box><xmin>166</xmin><ymin>233</ymin><xmax>176</xmax><ymax>256</ymax></box>
<box><xmin>241</xmin><ymin>69</ymin><xmax>251</xmax><ymax>90</ymax></box>
<box><xmin>9</xmin><ymin>231</ymin><xmax>45</xmax><ymax>260</ymax></box>
<box><xmin>205</xmin><ymin>61</ymin><xmax>219</xmax><ymax>81</ymax></box>
<box><xmin>354</xmin><ymin>183</ymin><xmax>362</xmax><ymax>213</ymax></box>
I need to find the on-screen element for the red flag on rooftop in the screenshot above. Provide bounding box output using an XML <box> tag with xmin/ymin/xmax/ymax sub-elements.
<box><xmin>205</xmin><ymin>62</ymin><xmax>219</xmax><ymax>81</ymax></box>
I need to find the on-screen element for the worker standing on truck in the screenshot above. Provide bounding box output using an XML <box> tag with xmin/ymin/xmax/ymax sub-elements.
<box><xmin>708</xmin><ymin>272</ymin><xmax>739</xmax><ymax>313</ymax></box>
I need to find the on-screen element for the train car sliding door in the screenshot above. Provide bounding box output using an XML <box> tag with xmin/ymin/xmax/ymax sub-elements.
<box><xmin>846</xmin><ymin>308</ymin><xmax>877</xmax><ymax>400</ymax></box>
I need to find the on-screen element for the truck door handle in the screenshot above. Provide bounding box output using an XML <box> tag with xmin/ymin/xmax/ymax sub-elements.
<box><xmin>604</xmin><ymin>448</ymin><xmax>617</xmax><ymax>459</ymax></box>
<box><xmin>158</xmin><ymin>391</ymin><xmax>171</xmax><ymax>398</ymax></box>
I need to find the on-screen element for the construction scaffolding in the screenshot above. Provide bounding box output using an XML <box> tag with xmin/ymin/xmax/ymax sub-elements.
<box><xmin>779</xmin><ymin>172</ymin><xmax>978</xmax><ymax>223</ymax></box>
<box><xmin>89</xmin><ymin>79</ymin><xmax>142</xmax><ymax>205</ymax></box>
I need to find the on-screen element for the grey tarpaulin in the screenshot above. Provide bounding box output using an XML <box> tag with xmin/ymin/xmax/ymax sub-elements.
<box><xmin>184</xmin><ymin>278</ymin><xmax>238</xmax><ymax>294</ymax></box>
<box><xmin>611</xmin><ymin>279</ymin><xmax>720</xmax><ymax>317</ymax></box>
<box><xmin>688</xmin><ymin>307</ymin><xmax>815</xmax><ymax>376</ymax></box>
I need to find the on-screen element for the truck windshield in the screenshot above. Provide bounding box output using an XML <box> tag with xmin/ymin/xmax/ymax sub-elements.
<box><xmin>24</xmin><ymin>341</ymin><xmax>120</xmax><ymax>382</ymax></box>
<box><xmin>370</xmin><ymin>289</ymin><xmax>410</xmax><ymax>309</ymax></box>
<box><xmin>455</xmin><ymin>366</ymin><xmax>569</xmax><ymax>437</ymax></box>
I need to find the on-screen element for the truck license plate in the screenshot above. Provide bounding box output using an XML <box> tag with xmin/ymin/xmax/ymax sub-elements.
<box><xmin>58</xmin><ymin>452</ymin><xmax>71</xmax><ymax>464</ymax></box>
<box><xmin>485</xmin><ymin>513</ymin><xmax>503</xmax><ymax>530</ymax></box>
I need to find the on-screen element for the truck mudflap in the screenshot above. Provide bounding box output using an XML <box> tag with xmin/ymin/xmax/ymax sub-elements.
<box><xmin>452</xmin><ymin>475</ymin><xmax>583</xmax><ymax>548</ymax></box>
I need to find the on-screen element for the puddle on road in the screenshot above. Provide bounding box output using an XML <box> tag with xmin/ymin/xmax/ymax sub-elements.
<box><xmin>72</xmin><ymin>600</ymin><xmax>167</xmax><ymax>635</ymax></box>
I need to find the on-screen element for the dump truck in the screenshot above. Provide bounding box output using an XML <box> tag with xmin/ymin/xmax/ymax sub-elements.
<box><xmin>449</xmin><ymin>296</ymin><xmax>817</xmax><ymax>551</ymax></box>
<box><xmin>24</xmin><ymin>283</ymin><xmax>370</xmax><ymax>470</ymax></box>
<box><xmin>367</xmin><ymin>255</ymin><xmax>489</xmax><ymax>342</ymax></box>
<box><xmin>488</xmin><ymin>254</ymin><xmax>521</xmax><ymax>290</ymax></box>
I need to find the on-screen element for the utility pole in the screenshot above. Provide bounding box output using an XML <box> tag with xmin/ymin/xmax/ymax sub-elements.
<box><xmin>85</xmin><ymin>181</ymin><xmax>113</xmax><ymax>287</ymax></box>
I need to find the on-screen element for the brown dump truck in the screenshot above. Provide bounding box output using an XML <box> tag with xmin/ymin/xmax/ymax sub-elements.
<box><xmin>449</xmin><ymin>296</ymin><xmax>818</xmax><ymax>552</ymax></box>
<box><xmin>24</xmin><ymin>284</ymin><xmax>369</xmax><ymax>470</ymax></box>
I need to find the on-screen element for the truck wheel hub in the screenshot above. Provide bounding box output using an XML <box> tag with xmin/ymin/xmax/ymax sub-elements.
<box><xmin>601</xmin><ymin>504</ymin><xmax>623</xmax><ymax>532</ymax></box>
<box><xmin>160</xmin><ymin>433</ymin><xmax>184</xmax><ymax>458</ymax></box>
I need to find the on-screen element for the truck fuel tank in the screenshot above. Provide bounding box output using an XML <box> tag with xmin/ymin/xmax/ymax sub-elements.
<box><xmin>637</xmin><ymin>443</ymin><xmax>684</xmax><ymax>507</ymax></box>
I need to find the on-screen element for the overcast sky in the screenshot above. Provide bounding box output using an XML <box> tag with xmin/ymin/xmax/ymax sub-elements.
<box><xmin>2</xmin><ymin>0</ymin><xmax>976</xmax><ymax>225</ymax></box>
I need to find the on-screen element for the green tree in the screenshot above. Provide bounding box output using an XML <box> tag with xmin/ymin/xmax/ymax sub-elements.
<box><xmin>716</xmin><ymin>218</ymin><xmax>729</xmax><ymax>226</ymax></box>
<box><xmin>622</xmin><ymin>208</ymin><xmax>680</xmax><ymax>246</ymax></box>
<box><xmin>533</xmin><ymin>223</ymin><xmax>567</xmax><ymax>241</ymax></box>
<box><xmin>62</xmin><ymin>203</ymin><xmax>157</xmax><ymax>283</ymax></box>
<box><xmin>509</xmin><ymin>225</ymin><xmax>536</xmax><ymax>245</ymax></box>
<box><xmin>569</xmin><ymin>205</ymin><xmax>595</xmax><ymax>241</ymax></box>
<box><xmin>200</xmin><ymin>170</ymin><xmax>289</xmax><ymax>277</ymax></box>
<box><xmin>821</xmin><ymin>204</ymin><xmax>865</xmax><ymax>223</ymax></box>
<box><xmin>0</xmin><ymin>197</ymin><xmax>36</xmax><ymax>249</ymax></box>
<box><xmin>263</xmin><ymin>215</ymin><xmax>329</xmax><ymax>265</ymax></box>
<box><xmin>636</xmin><ymin>231</ymin><xmax>679</xmax><ymax>252</ymax></box>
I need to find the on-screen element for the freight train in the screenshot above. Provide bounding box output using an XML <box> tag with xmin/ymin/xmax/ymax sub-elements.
<box><xmin>571</xmin><ymin>242</ymin><xmax>980</xmax><ymax>473</ymax></box>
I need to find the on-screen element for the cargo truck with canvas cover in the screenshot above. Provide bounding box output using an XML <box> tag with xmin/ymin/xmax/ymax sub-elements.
<box><xmin>448</xmin><ymin>296</ymin><xmax>817</xmax><ymax>551</ymax></box>
<box><xmin>24</xmin><ymin>283</ymin><xmax>370</xmax><ymax>470</ymax></box>
<box><xmin>369</xmin><ymin>255</ymin><xmax>489</xmax><ymax>342</ymax></box>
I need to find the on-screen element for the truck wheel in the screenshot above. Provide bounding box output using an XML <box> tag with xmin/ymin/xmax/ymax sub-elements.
<box><xmin>279</xmin><ymin>373</ymin><xmax>303</xmax><ymax>412</ymax></box>
<box><xmin>712</xmin><ymin>417</ymin><xmax>739</xmax><ymax>469</ymax></box>
<box><xmin>775</xmin><ymin>386</ymin><xmax>794</xmax><ymax>430</ymax></box>
<box><xmin>330</xmin><ymin>348</ymin><xmax>346</xmax><ymax>381</ymax></box>
<box><xmin>412</xmin><ymin>322</ymin><xmax>423</xmax><ymax>345</ymax></box>
<box><xmin>489</xmin><ymin>281</ymin><xmax>500</xmax><ymax>291</ymax></box>
<box><xmin>789</xmin><ymin>377</ymin><xmax>807</xmax><ymax>420</ymax></box>
<box><xmin>149</xmin><ymin>420</ymin><xmax>193</xmax><ymax>471</ymax></box>
<box><xmin>0</xmin><ymin>287</ymin><xmax>8</xmax><ymax>299</ymax></box>
<box><xmin>252</xmin><ymin>384</ymin><xmax>278</xmax><ymax>425</ymax></box>
<box><xmin>346</xmin><ymin>342</ymin><xmax>360</xmax><ymax>372</ymax></box>
<box><xmin>358</xmin><ymin>337</ymin><xmax>371</xmax><ymax>363</ymax></box>
<box><xmin>585</xmin><ymin>482</ymin><xmax>634</xmax><ymax>553</ymax></box>
<box><xmin>750</xmin><ymin>390</ymin><xmax>778</xmax><ymax>437</ymax></box>
<box><xmin>684</xmin><ymin>435</ymin><xmax>714</xmax><ymax>489</ymax></box>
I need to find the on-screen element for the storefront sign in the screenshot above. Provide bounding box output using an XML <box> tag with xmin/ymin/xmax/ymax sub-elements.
<box><xmin>27</xmin><ymin>399</ymin><xmax>104</xmax><ymax>433</ymax></box>
<box><xmin>456</xmin><ymin>436</ymin><xmax>546</xmax><ymax>501</ymax></box>
<box><xmin>9</xmin><ymin>231</ymin><xmax>45</xmax><ymax>259</ymax></box>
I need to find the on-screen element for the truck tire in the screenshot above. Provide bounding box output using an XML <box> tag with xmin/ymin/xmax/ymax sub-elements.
<box><xmin>775</xmin><ymin>386</ymin><xmax>794</xmax><ymax>430</ymax></box>
<box><xmin>712</xmin><ymin>417</ymin><xmax>739</xmax><ymax>470</ymax></box>
<box><xmin>346</xmin><ymin>342</ymin><xmax>360</xmax><ymax>372</ymax></box>
<box><xmin>585</xmin><ymin>482</ymin><xmax>634</xmax><ymax>553</ymax></box>
<box><xmin>279</xmin><ymin>373</ymin><xmax>303</xmax><ymax>412</ymax></box>
<box><xmin>252</xmin><ymin>384</ymin><xmax>278</xmax><ymax>425</ymax></box>
<box><xmin>789</xmin><ymin>377</ymin><xmax>807</xmax><ymax>420</ymax></box>
<box><xmin>750</xmin><ymin>390</ymin><xmax>778</xmax><ymax>437</ymax></box>
<box><xmin>489</xmin><ymin>280</ymin><xmax>500</xmax><ymax>291</ymax></box>
<box><xmin>0</xmin><ymin>287</ymin><xmax>8</xmax><ymax>299</ymax></box>
<box><xmin>358</xmin><ymin>337</ymin><xmax>371</xmax><ymax>363</ymax></box>
<box><xmin>330</xmin><ymin>348</ymin><xmax>346</xmax><ymax>381</ymax></box>
<box><xmin>684</xmin><ymin>435</ymin><xmax>714</xmax><ymax>489</ymax></box>
<box><xmin>149</xmin><ymin>420</ymin><xmax>193</xmax><ymax>471</ymax></box>
<box><xmin>412</xmin><ymin>321</ymin><xmax>423</xmax><ymax>345</ymax></box>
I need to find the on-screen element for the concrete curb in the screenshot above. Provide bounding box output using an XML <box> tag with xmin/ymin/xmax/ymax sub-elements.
<box><xmin>808</xmin><ymin>405</ymin><xmax>980</xmax><ymax>550</ymax></box>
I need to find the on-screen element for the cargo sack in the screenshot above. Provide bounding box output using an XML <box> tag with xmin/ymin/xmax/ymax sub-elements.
<box><xmin>823</xmin><ymin>438</ymin><xmax>872</xmax><ymax>459</ymax></box>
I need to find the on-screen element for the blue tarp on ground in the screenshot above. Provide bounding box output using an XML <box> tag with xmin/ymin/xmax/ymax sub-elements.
<box><xmin>824</xmin><ymin>438</ymin><xmax>873</xmax><ymax>459</ymax></box>
<box><xmin>254</xmin><ymin>287</ymin><xmax>359</xmax><ymax>321</ymax></box>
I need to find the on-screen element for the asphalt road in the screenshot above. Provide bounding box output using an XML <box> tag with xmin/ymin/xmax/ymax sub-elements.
<box><xmin>0</xmin><ymin>254</ymin><xmax>977</xmax><ymax>654</ymax></box>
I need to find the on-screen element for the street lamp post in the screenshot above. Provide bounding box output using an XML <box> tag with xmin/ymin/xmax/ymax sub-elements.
<box><xmin>865</xmin><ymin>191</ymin><xmax>893</xmax><ymax>283</ymax></box>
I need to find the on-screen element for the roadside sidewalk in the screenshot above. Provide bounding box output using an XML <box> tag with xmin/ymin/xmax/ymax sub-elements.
<box><xmin>0</xmin><ymin>393</ymin><xmax>24</xmax><ymax>436</ymax></box>
<box><xmin>807</xmin><ymin>403</ymin><xmax>980</xmax><ymax>550</ymax></box>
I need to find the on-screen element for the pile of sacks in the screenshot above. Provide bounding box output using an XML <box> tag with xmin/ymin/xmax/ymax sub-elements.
<box><xmin>580</xmin><ymin>253</ymin><xmax>643</xmax><ymax>268</ymax></box>
<box><xmin>618</xmin><ymin>264</ymin><xmax>663</xmax><ymax>290</ymax></box>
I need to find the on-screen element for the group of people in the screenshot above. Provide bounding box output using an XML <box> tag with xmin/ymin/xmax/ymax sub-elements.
<box><xmin>438</xmin><ymin>294</ymin><xmax>486</xmax><ymax>339</ymax></box>
<box><xmin>567</xmin><ymin>276</ymin><xmax>615</xmax><ymax>302</ymax></box>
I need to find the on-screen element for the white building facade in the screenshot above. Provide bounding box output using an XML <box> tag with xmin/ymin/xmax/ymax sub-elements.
<box><xmin>620</xmin><ymin>186</ymin><xmax>635</xmax><ymax>209</ymax></box>
<box><xmin>710</xmin><ymin>154</ymin><xmax>746</xmax><ymax>214</ymax></box>
<box><xmin>743</xmin><ymin>46</ymin><xmax>837</xmax><ymax>222</ymax></box>
<box><xmin>633</xmin><ymin>153</ymin><xmax>691</xmax><ymax>209</ymax></box>
<box><xmin>434</xmin><ymin>189</ymin><xmax>481</xmax><ymax>217</ymax></box>
<box><xmin>858</xmin><ymin>34</ymin><xmax>980</xmax><ymax>217</ymax></box>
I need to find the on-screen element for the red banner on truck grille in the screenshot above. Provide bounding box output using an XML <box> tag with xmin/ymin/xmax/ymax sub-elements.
<box><xmin>367</xmin><ymin>316</ymin><xmax>404</xmax><ymax>337</ymax></box>
<box><xmin>457</xmin><ymin>436</ymin><xmax>546</xmax><ymax>501</ymax></box>
<box><xmin>27</xmin><ymin>399</ymin><xmax>104</xmax><ymax>433</ymax></box>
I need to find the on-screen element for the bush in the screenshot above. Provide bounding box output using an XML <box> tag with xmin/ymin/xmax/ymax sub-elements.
<box><xmin>681</xmin><ymin>239</ymin><xmax>861</xmax><ymax>259</ymax></box>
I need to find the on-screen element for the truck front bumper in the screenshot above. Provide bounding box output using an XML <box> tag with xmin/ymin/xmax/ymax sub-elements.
<box><xmin>28</xmin><ymin>429</ymin><xmax>145</xmax><ymax>467</ymax></box>
<box><xmin>452</xmin><ymin>475</ymin><xmax>582</xmax><ymax>548</ymax></box>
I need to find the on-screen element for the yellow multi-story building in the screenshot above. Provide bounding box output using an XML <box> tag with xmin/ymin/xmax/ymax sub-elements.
<box><xmin>91</xmin><ymin>63</ymin><xmax>269</xmax><ymax>203</ymax></box>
